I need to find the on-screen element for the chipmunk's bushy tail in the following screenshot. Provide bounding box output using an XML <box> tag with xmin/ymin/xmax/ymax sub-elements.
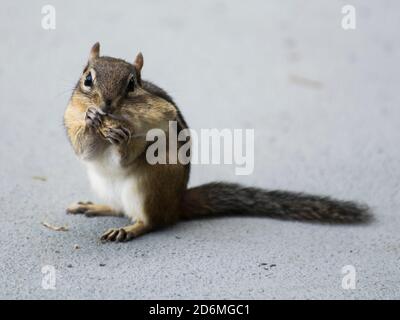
<box><xmin>181</xmin><ymin>182</ymin><xmax>371</xmax><ymax>224</ymax></box>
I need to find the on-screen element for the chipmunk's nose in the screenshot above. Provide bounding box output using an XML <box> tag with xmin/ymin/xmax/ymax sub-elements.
<box><xmin>101</xmin><ymin>100</ymin><xmax>113</xmax><ymax>113</ymax></box>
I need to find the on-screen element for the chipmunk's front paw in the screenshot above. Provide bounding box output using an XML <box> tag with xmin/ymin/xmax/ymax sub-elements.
<box><xmin>104</xmin><ymin>126</ymin><xmax>131</xmax><ymax>145</ymax></box>
<box><xmin>85</xmin><ymin>107</ymin><xmax>104</xmax><ymax>129</ymax></box>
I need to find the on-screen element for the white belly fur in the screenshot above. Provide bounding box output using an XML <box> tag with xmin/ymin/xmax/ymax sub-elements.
<box><xmin>83</xmin><ymin>147</ymin><xmax>147</xmax><ymax>223</ymax></box>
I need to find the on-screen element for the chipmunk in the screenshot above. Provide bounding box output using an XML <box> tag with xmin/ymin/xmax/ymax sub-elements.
<box><xmin>64</xmin><ymin>43</ymin><xmax>371</xmax><ymax>242</ymax></box>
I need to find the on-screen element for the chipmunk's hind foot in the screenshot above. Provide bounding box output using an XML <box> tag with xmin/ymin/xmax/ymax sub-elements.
<box><xmin>66</xmin><ymin>202</ymin><xmax>122</xmax><ymax>218</ymax></box>
<box><xmin>100</xmin><ymin>220</ymin><xmax>150</xmax><ymax>242</ymax></box>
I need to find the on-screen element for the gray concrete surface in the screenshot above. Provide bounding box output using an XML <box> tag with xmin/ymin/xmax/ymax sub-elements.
<box><xmin>1</xmin><ymin>0</ymin><xmax>399</xmax><ymax>299</ymax></box>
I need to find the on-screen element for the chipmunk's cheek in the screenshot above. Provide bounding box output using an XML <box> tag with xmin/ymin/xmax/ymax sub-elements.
<box><xmin>92</xmin><ymin>94</ymin><xmax>102</xmax><ymax>107</ymax></box>
<box><xmin>86</xmin><ymin>96</ymin><xmax>102</xmax><ymax>111</ymax></box>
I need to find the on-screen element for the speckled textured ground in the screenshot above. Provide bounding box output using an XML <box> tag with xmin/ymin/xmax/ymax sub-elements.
<box><xmin>0</xmin><ymin>0</ymin><xmax>399</xmax><ymax>299</ymax></box>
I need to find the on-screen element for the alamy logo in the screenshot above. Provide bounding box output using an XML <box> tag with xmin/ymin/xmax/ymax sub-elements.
<box><xmin>41</xmin><ymin>5</ymin><xmax>56</xmax><ymax>30</ymax></box>
<box><xmin>341</xmin><ymin>265</ymin><xmax>356</xmax><ymax>289</ymax></box>
<box><xmin>341</xmin><ymin>5</ymin><xmax>356</xmax><ymax>30</ymax></box>
<box><xmin>146</xmin><ymin>121</ymin><xmax>255</xmax><ymax>175</ymax></box>
<box><xmin>41</xmin><ymin>265</ymin><xmax>56</xmax><ymax>290</ymax></box>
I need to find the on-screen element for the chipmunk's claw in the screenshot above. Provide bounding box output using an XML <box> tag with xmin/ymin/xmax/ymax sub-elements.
<box><xmin>85</xmin><ymin>107</ymin><xmax>103</xmax><ymax>129</ymax></box>
<box><xmin>67</xmin><ymin>201</ymin><xmax>92</xmax><ymax>213</ymax></box>
<box><xmin>104</xmin><ymin>126</ymin><xmax>131</xmax><ymax>145</ymax></box>
<box><xmin>66</xmin><ymin>201</ymin><xmax>97</xmax><ymax>217</ymax></box>
<box><xmin>100</xmin><ymin>221</ymin><xmax>149</xmax><ymax>243</ymax></box>
<box><xmin>101</xmin><ymin>227</ymin><xmax>134</xmax><ymax>242</ymax></box>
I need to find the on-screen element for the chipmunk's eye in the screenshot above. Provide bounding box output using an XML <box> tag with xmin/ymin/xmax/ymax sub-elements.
<box><xmin>127</xmin><ymin>76</ymin><xmax>135</xmax><ymax>92</ymax></box>
<box><xmin>84</xmin><ymin>72</ymin><xmax>93</xmax><ymax>87</ymax></box>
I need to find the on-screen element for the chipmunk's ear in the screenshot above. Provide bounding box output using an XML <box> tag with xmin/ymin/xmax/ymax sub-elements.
<box><xmin>134</xmin><ymin>52</ymin><xmax>144</xmax><ymax>74</ymax></box>
<box><xmin>89</xmin><ymin>42</ymin><xmax>100</xmax><ymax>62</ymax></box>
<box><xmin>134</xmin><ymin>52</ymin><xmax>143</xmax><ymax>85</ymax></box>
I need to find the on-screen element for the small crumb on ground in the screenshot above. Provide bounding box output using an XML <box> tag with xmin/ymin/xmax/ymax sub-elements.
<box><xmin>258</xmin><ymin>263</ymin><xmax>277</xmax><ymax>270</ymax></box>
<box><xmin>32</xmin><ymin>176</ymin><xmax>47</xmax><ymax>182</ymax></box>
<box><xmin>42</xmin><ymin>222</ymin><xmax>69</xmax><ymax>232</ymax></box>
<box><xmin>289</xmin><ymin>74</ymin><xmax>323</xmax><ymax>89</ymax></box>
